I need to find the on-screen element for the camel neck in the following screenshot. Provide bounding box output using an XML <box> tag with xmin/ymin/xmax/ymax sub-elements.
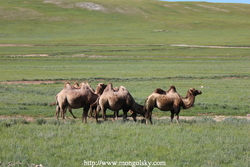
<box><xmin>182</xmin><ymin>92</ymin><xmax>195</xmax><ymax>109</ymax></box>
<box><xmin>131</xmin><ymin>102</ymin><xmax>144</xmax><ymax>115</ymax></box>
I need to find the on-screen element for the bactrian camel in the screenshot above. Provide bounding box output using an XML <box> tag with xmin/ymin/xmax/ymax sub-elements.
<box><xmin>54</xmin><ymin>82</ymin><xmax>80</xmax><ymax>119</ymax></box>
<box><xmin>55</xmin><ymin>82</ymin><xmax>106</xmax><ymax>123</ymax></box>
<box><xmin>95</xmin><ymin>83</ymin><xmax>144</xmax><ymax>122</ymax></box>
<box><xmin>144</xmin><ymin>86</ymin><xmax>202</xmax><ymax>124</ymax></box>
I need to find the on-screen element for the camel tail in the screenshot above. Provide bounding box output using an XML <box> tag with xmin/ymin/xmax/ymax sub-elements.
<box><xmin>54</xmin><ymin>95</ymin><xmax>60</xmax><ymax>118</ymax></box>
<box><xmin>53</xmin><ymin>95</ymin><xmax>59</xmax><ymax>106</ymax></box>
<box><xmin>55</xmin><ymin>95</ymin><xmax>57</xmax><ymax>105</ymax></box>
<box><xmin>50</xmin><ymin>102</ymin><xmax>56</xmax><ymax>106</ymax></box>
<box><xmin>144</xmin><ymin>95</ymin><xmax>156</xmax><ymax>112</ymax></box>
<box><xmin>50</xmin><ymin>95</ymin><xmax>58</xmax><ymax>106</ymax></box>
<box><xmin>144</xmin><ymin>97</ymin><xmax>149</xmax><ymax>110</ymax></box>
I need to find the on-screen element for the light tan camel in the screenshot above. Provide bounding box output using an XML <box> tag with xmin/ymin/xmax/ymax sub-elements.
<box><xmin>60</xmin><ymin>82</ymin><xmax>81</xmax><ymax>118</ymax></box>
<box><xmin>54</xmin><ymin>82</ymin><xmax>79</xmax><ymax>119</ymax></box>
<box><xmin>95</xmin><ymin>83</ymin><xmax>144</xmax><ymax>122</ymax></box>
<box><xmin>144</xmin><ymin>86</ymin><xmax>202</xmax><ymax>124</ymax></box>
<box><xmin>55</xmin><ymin>82</ymin><xmax>107</xmax><ymax>123</ymax></box>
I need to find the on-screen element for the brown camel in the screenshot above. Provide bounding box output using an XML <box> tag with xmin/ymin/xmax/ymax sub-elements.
<box><xmin>55</xmin><ymin>82</ymin><xmax>106</xmax><ymax>119</ymax></box>
<box><xmin>95</xmin><ymin>83</ymin><xmax>144</xmax><ymax>122</ymax></box>
<box><xmin>144</xmin><ymin>86</ymin><xmax>202</xmax><ymax>124</ymax></box>
<box><xmin>55</xmin><ymin>82</ymin><xmax>107</xmax><ymax>123</ymax></box>
<box><xmin>54</xmin><ymin>82</ymin><xmax>79</xmax><ymax>119</ymax></box>
<box><xmin>87</xmin><ymin>83</ymin><xmax>109</xmax><ymax>118</ymax></box>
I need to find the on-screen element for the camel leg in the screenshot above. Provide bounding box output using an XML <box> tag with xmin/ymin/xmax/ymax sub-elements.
<box><xmin>149</xmin><ymin>112</ymin><xmax>152</xmax><ymax>124</ymax></box>
<box><xmin>131</xmin><ymin>112</ymin><xmax>137</xmax><ymax>122</ymax></box>
<box><xmin>90</xmin><ymin>106</ymin><xmax>97</xmax><ymax>118</ymax></box>
<box><xmin>89</xmin><ymin>106</ymin><xmax>92</xmax><ymax>118</ymax></box>
<box><xmin>82</xmin><ymin>107</ymin><xmax>89</xmax><ymax>123</ymax></box>
<box><xmin>122</xmin><ymin>109</ymin><xmax>128</xmax><ymax>122</ymax></box>
<box><xmin>176</xmin><ymin>110</ymin><xmax>180</xmax><ymax>124</ymax></box>
<box><xmin>61</xmin><ymin>106</ymin><xmax>66</xmax><ymax>118</ymax></box>
<box><xmin>55</xmin><ymin>105</ymin><xmax>60</xmax><ymax>119</ymax></box>
<box><xmin>90</xmin><ymin>100</ymin><xmax>98</xmax><ymax>118</ymax></box>
<box><xmin>62</xmin><ymin>107</ymin><xmax>68</xmax><ymax>119</ymax></box>
<box><xmin>176</xmin><ymin>114</ymin><xmax>180</xmax><ymax>124</ymax></box>
<box><xmin>113</xmin><ymin>111</ymin><xmax>119</xmax><ymax>120</ymax></box>
<box><xmin>68</xmin><ymin>108</ymin><xmax>77</xmax><ymax>119</ymax></box>
<box><xmin>95</xmin><ymin>105</ymin><xmax>101</xmax><ymax>123</ymax></box>
<box><xmin>62</xmin><ymin>107</ymin><xmax>67</xmax><ymax>120</ymax></box>
<box><xmin>170</xmin><ymin>111</ymin><xmax>175</xmax><ymax>123</ymax></box>
<box><xmin>102</xmin><ymin>108</ymin><xmax>107</xmax><ymax>121</ymax></box>
<box><xmin>145</xmin><ymin>110</ymin><xmax>152</xmax><ymax>125</ymax></box>
<box><xmin>89</xmin><ymin>105</ymin><xmax>95</xmax><ymax>118</ymax></box>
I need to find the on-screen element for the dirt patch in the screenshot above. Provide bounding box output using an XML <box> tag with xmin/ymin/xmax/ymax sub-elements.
<box><xmin>0</xmin><ymin>80</ymin><xmax>64</xmax><ymax>84</ymax></box>
<box><xmin>170</xmin><ymin>44</ymin><xmax>250</xmax><ymax>48</ymax></box>
<box><xmin>8</xmin><ymin>54</ymin><xmax>49</xmax><ymax>57</ymax></box>
<box><xmin>196</xmin><ymin>4</ymin><xmax>229</xmax><ymax>12</ymax></box>
<box><xmin>0</xmin><ymin>115</ymin><xmax>249</xmax><ymax>122</ymax></box>
<box><xmin>0</xmin><ymin>44</ymin><xmax>35</xmax><ymax>47</ymax></box>
<box><xmin>156</xmin><ymin>115</ymin><xmax>250</xmax><ymax>122</ymax></box>
<box><xmin>1</xmin><ymin>44</ymin><xmax>250</xmax><ymax>48</ymax></box>
<box><xmin>44</xmin><ymin>0</ymin><xmax>106</xmax><ymax>12</ymax></box>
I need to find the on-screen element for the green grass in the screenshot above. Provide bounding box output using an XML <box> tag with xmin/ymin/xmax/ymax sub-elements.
<box><xmin>0</xmin><ymin>74</ymin><xmax>249</xmax><ymax>117</ymax></box>
<box><xmin>0</xmin><ymin>47</ymin><xmax>250</xmax><ymax>117</ymax></box>
<box><xmin>0</xmin><ymin>0</ymin><xmax>249</xmax><ymax>45</ymax></box>
<box><xmin>0</xmin><ymin>118</ymin><xmax>249</xmax><ymax>166</ymax></box>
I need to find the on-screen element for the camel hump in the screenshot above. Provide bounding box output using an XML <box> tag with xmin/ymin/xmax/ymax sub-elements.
<box><xmin>104</xmin><ymin>83</ymin><xmax>113</xmax><ymax>92</ymax></box>
<box><xmin>85</xmin><ymin>82</ymin><xmax>95</xmax><ymax>92</ymax></box>
<box><xmin>86</xmin><ymin>82</ymin><xmax>91</xmax><ymax>88</ymax></box>
<box><xmin>95</xmin><ymin>83</ymin><xmax>107</xmax><ymax>94</ymax></box>
<box><xmin>64</xmin><ymin>82</ymin><xmax>73</xmax><ymax>89</ymax></box>
<box><xmin>73</xmin><ymin>82</ymin><xmax>80</xmax><ymax>89</ymax></box>
<box><xmin>113</xmin><ymin>87</ymin><xmax>119</xmax><ymax>91</ymax></box>
<box><xmin>154</xmin><ymin>88</ymin><xmax>166</xmax><ymax>94</ymax></box>
<box><xmin>167</xmin><ymin>86</ymin><xmax>177</xmax><ymax>92</ymax></box>
<box><xmin>80</xmin><ymin>82</ymin><xmax>88</xmax><ymax>89</ymax></box>
<box><xmin>97</xmin><ymin>83</ymin><xmax>106</xmax><ymax>88</ymax></box>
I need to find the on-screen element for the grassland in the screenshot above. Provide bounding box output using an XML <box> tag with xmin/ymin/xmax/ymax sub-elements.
<box><xmin>0</xmin><ymin>118</ymin><xmax>249</xmax><ymax>167</ymax></box>
<box><xmin>0</xmin><ymin>50</ymin><xmax>249</xmax><ymax>117</ymax></box>
<box><xmin>0</xmin><ymin>0</ymin><xmax>250</xmax><ymax>166</ymax></box>
<box><xmin>0</xmin><ymin>0</ymin><xmax>249</xmax><ymax>45</ymax></box>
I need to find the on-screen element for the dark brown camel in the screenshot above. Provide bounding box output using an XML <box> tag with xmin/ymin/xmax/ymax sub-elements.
<box><xmin>144</xmin><ymin>86</ymin><xmax>202</xmax><ymax>124</ymax></box>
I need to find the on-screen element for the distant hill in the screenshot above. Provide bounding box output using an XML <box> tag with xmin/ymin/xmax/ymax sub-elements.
<box><xmin>0</xmin><ymin>0</ymin><xmax>249</xmax><ymax>45</ymax></box>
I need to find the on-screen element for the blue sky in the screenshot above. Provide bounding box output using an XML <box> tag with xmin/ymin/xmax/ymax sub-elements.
<box><xmin>162</xmin><ymin>0</ymin><xmax>250</xmax><ymax>4</ymax></box>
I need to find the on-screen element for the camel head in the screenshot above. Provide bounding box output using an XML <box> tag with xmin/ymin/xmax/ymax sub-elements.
<box><xmin>188</xmin><ymin>88</ymin><xmax>202</xmax><ymax>96</ymax></box>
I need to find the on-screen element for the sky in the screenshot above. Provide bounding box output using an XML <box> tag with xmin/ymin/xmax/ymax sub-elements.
<box><xmin>162</xmin><ymin>0</ymin><xmax>250</xmax><ymax>4</ymax></box>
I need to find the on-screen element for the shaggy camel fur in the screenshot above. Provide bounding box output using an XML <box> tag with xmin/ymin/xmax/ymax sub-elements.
<box><xmin>95</xmin><ymin>83</ymin><xmax>144</xmax><ymax>122</ymax></box>
<box><xmin>144</xmin><ymin>86</ymin><xmax>202</xmax><ymax>124</ymax></box>
<box><xmin>55</xmin><ymin>82</ymin><xmax>106</xmax><ymax>123</ymax></box>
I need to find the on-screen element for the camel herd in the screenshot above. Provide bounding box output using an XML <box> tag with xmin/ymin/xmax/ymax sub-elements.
<box><xmin>55</xmin><ymin>82</ymin><xmax>202</xmax><ymax>124</ymax></box>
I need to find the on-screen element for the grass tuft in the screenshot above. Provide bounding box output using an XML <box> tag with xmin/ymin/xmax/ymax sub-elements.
<box><xmin>35</xmin><ymin>118</ymin><xmax>47</xmax><ymax>125</ymax></box>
